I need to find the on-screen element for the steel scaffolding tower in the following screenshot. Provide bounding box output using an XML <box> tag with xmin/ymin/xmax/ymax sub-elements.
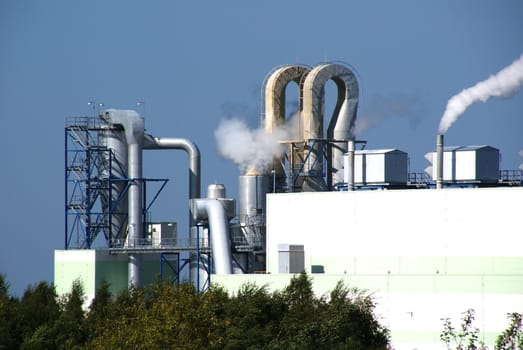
<box><xmin>64</xmin><ymin>115</ymin><xmax>211</xmax><ymax>288</ymax></box>
<box><xmin>65</xmin><ymin>116</ymin><xmax>114</xmax><ymax>249</ymax></box>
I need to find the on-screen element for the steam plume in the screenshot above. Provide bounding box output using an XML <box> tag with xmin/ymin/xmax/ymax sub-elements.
<box><xmin>354</xmin><ymin>93</ymin><xmax>424</xmax><ymax>135</ymax></box>
<box><xmin>438</xmin><ymin>54</ymin><xmax>523</xmax><ymax>134</ymax></box>
<box><xmin>215</xmin><ymin>114</ymin><xmax>299</xmax><ymax>174</ymax></box>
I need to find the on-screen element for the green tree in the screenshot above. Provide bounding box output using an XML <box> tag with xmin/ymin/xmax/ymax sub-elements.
<box><xmin>496</xmin><ymin>312</ymin><xmax>523</xmax><ymax>350</ymax></box>
<box><xmin>83</xmin><ymin>274</ymin><xmax>390</xmax><ymax>350</ymax></box>
<box><xmin>20</xmin><ymin>279</ymin><xmax>87</xmax><ymax>350</ymax></box>
<box><xmin>270</xmin><ymin>272</ymin><xmax>389</xmax><ymax>350</ymax></box>
<box><xmin>53</xmin><ymin>280</ymin><xmax>87</xmax><ymax>349</ymax></box>
<box><xmin>16</xmin><ymin>281</ymin><xmax>60</xmax><ymax>348</ymax></box>
<box><xmin>441</xmin><ymin>309</ymin><xmax>487</xmax><ymax>350</ymax></box>
<box><xmin>320</xmin><ymin>281</ymin><xmax>390</xmax><ymax>350</ymax></box>
<box><xmin>85</xmin><ymin>286</ymin><xmax>148</xmax><ymax>349</ymax></box>
<box><xmin>223</xmin><ymin>283</ymin><xmax>284</xmax><ymax>350</ymax></box>
<box><xmin>0</xmin><ymin>274</ymin><xmax>20</xmax><ymax>350</ymax></box>
<box><xmin>84</xmin><ymin>279</ymin><xmax>111</xmax><ymax>343</ymax></box>
<box><xmin>274</xmin><ymin>272</ymin><xmax>322</xmax><ymax>350</ymax></box>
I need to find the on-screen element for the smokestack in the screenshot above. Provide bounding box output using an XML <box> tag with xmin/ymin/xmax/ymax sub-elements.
<box><xmin>436</xmin><ymin>133</ymin><xmax>444</xmax><ymax>189</ymax></box>
<box><xmin>347</xmin><ymin>139</ymin><xmax>355</xmax><ymax>191</ymax></box>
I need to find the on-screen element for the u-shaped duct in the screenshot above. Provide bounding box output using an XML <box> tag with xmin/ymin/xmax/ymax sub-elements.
<box><xmin>264</xmin><ymin>64</ymin><xmax>310</xmax><ymax>185</ymax></box>
<box><xmin>302</xmin><ymin>63</ymin><xmax>359</xmax><ymax>190</ymax></box>
<box><xmin>263</xmin><ymin>63</ymin><xmax>359</xmax><ymax>191</ymax></box>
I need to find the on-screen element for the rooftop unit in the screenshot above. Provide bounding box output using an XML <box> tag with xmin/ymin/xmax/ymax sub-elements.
<box><xmin>343</xmin><ymin>149</ymin><xmax>408</xmax><ymax>187</ymax></box>
<box><xmin>147</xmin><ymin>222</ymin><xmax>177</xmax><ymax>248</ymax></box>
<box><xmin>427</xmin><ymin>145</ymin><xmax>500</xmax><ymax>184</ymax></box>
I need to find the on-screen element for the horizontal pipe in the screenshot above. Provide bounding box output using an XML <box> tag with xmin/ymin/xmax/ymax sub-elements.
<box><xmin>144</xmin><ymin>135</ymin><xmax>201</xmax><ymax>199</ymax></box>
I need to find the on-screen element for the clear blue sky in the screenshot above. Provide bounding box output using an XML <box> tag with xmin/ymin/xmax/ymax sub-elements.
<box><xmin>1</xmin><ymin>0</ymin><xmax>522</xmax><ymax>296</ymax></box>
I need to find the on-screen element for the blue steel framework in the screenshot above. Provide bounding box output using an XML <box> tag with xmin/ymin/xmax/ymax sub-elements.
<box><xmin>274</xmin><ymin>139</ymin><xmax>329</xmax><ymax>193</ymax></box>
<box><xmin>65</xmin><ymin>117</ymin><xmax>112</xmax><ymax>249</ymax></box>
<box><xmin>65</xmin><ymin>116</ymin><xmax>211</xmax><ymax>288</ymax></box>
<box><xmin>159</xmin><ymin>226</ymin><xmax>212</xmax><ymax>290</ymax></box>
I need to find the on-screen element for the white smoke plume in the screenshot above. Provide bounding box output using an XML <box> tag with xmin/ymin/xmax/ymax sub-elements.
<box><xmin>438</xmin><ymin>53</ymin><xmax>523</xmax><ymax>134</ymax></box>
<box><xmin>353</xmin><ymin>93</ymin><xmax>424</xmax><ymax>136</ymax></box>
<box><xmin>215</xmin><ymin>114</ymin><xmax>299</xmax><ymax>175</ymax></box>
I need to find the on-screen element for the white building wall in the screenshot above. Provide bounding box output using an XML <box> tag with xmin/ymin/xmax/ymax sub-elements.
<box><xmin>258</xmin><ymin>186</ymin><xmax>523</xmax><ymax>349</ymax></box>
<box><xmin>266</xmin><ymin>187</ymin><xmax>522</xmax><ymax>273</ymax></box>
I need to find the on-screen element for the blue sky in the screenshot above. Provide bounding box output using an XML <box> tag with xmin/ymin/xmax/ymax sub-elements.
<box><xmin>1</xmin><ymin>0</ymin><xmax>522</xmax><ymax>296</ymax></box>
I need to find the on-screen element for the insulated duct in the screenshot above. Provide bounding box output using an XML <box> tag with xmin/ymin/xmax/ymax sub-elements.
<box><xmin>190</xmin><ymin>198</ymin><xmax>233</xmax><ymax>274</ymax></box>
<box><xmin>103</xmin><ymin>109</ymin><xmax>144</xmax><ymax>288</ymax></box>
<box><xmin>301</xmin><ymin>63</ymin><xmax>359</xmax><ymax>191</ymax></box>
<box><xmin>143</xmin><ymin>135</ymin><xmax>204</xmax><ymax>288</ymax></box>
<box><xmin>264</xmin><ymin>65</ymin><xmax>310</xmax><ymax>189</ymax></box>
<box><xmin>143</xmin><ymin>135</ymin><xmax>201</xmax><ymax>211</ymax></box>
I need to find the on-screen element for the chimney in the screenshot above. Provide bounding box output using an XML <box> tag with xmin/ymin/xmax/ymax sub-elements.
<box><xmin>436</xmin><ymin>133</ymin><xmax>444</xmax><ymax>189</ymax></box>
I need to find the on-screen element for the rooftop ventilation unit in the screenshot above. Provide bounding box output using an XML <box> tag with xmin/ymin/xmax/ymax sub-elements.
<box><xmin>426</xmin><ymin>145</ymin><xmax>500</xmax><ymax>184</ymax></box>
<box><xmin>343</xmin><ymin>149</ymin><xmax>408</xmax><ymax>187</ymax></box>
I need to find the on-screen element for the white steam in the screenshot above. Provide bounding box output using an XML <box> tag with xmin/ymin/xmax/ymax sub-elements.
<box><xmin>354</xmin><ymin>93</ymin><xmax>424</xmax><ymax>136</ymax></box>
<box><xmin>438</xmin><ymin>53</ymin><xmax>523</xmax><ymax>134</ymax></box>
<box><xmin>215</xmin><ymin>114</ymin><xmax>299</xmax><ymax>174</ymax></box>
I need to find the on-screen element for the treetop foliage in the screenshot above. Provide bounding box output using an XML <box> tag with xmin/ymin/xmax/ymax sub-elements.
<box><xmin>0</xmin><ymin>272</ymin><xmax>390</xmax><ymax>350</ymax></box>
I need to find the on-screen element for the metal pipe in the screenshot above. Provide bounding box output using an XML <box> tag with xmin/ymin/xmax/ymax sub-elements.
<box><xmin>347</xmin><ymin>139</ymin><xmax>355</xmax><ymax>191</ymax></box>
<box><xmin>436</xmin><ymin>133</ymin><xmax>444</xmax><ymax>189</ymax></box>
<box><xmin>103</xmin><ymin>109</ymin><xmax>144</xmax><ymax>288</ymax></box>
<box><xmin>328</xmin><ymin>75</ymin><xmax>359</xmax><ymax>189</ymax></box>
<box><xmin>190</xmin><ymin>199</ymin><xmax>233</xmax><ymax>274</ymax></box>
<box><xmin>264</xmin><ymin>65</ymin><xmax>310</xmax><ymax>189</ymax></box>
<box><xmin>301</xmin><ymin>63</ymin><xmax>359</xmax><ymax>191</ymax></box>
<box><xmin>143</xmin><ymin>135</ymin><xmax>201</xmax><ymax>200</ymax></box>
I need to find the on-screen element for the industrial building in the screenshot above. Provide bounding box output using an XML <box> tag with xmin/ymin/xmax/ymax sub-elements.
<box><xmin>56</xmin><ymin>62</ymin><xmax>523</xmax><ymax>349</ymax></box>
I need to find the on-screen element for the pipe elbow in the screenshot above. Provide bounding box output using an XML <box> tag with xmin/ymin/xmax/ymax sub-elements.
<box><xmin>190</xmin><ymin>199</ymin><xmax>232</xmax><ymax>274</ymax></box>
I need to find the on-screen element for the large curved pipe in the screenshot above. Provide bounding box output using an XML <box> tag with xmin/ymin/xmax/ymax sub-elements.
<box><xmin>190</xmin><ymin>199</ymin><xmax>233</xmax><ymax>274</ymax></box>
<box><xmin>143</xmin><ymin>135</ymin><xmax>201</xmax><ymax>200</ymax></box>
<box><xmin>301</xmin><ymin>63</ymin><xmax>359</xmax><ymax>190</ymax></box>
<box><xmin>264</xmin><ymin>65</ymin><xmax>310</xmax><ymax>133</ymax></box>
<box><xmin>264</xmin><ymin>65</ymin><xmax>310</xmax><ymax>190</ymax></box>
<box><xmin>103</xmin><ymin>109</ymin><xmax>144</xmax><ymax>288</ymax></box>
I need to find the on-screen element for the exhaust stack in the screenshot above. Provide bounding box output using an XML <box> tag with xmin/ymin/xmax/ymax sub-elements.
<box><xmin>346</xmin><ymin>139</ymin><xmax>355</xmax><ymax>191</ymax></box>
<box><xmin>436</xmin><ymin>133</ymin><xmax>444</xmax><ymax>189</ymax></box>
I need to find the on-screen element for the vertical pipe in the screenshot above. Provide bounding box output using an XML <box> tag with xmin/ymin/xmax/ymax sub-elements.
<box><xmin>436</xmin><ymin>133</ymin><xmax>444</xmax><ymax>189</ymax></box>
<box><xmin>190</xmin><ymin>198</ymin><xmax>233</xmax><ymax>274</ymax></box>
<box><xmin>104</xmin><ymin>109</ymin><xmax>144</xmax><ymax>289</ymax></box>
<box><xmin>127</xmin><ymin>143</ymin><xmax>143</xmax><ymax>288</ymax></box>
<box><xmin>347</xmin><ymin>139</ymin><xmax>355</xmax><ymax>191</ymax></box>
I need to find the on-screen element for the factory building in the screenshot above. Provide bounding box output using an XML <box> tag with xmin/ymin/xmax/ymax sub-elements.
<box><xmin>56</xmin><ymin>62</ymin><xmax>523</xmax><ymax>349</ymax></box>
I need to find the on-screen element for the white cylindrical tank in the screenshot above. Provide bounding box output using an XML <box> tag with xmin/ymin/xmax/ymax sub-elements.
<box><xmin>98</xmin><ymin>126</ymin><xmax>128</xmax><ymax>244</ymax></box>
<box><xmin>238</xmin><ymin>175</ymin><xmax>269</xmax><ymax>254</ymax></box>
<box><xmin>238</xmin><ymin>175</ymin><xmax>270</xmax><ymax>226</ymax></box>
